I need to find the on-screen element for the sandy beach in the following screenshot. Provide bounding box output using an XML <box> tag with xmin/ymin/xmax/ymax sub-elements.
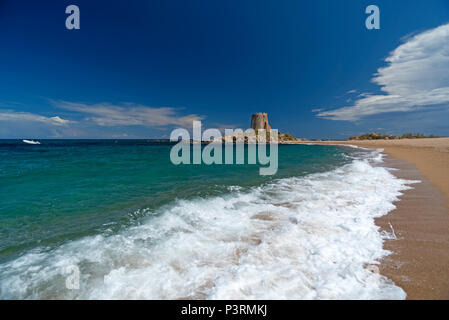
<box><xmin>301</xmin><ymin>138</ymin><xmax>449</xmax><ymax>299</ymax></box>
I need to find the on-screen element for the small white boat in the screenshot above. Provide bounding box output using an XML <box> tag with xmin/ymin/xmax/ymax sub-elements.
<box><xmin>23</xmin><ymin>139</ymin><xmax>41</xmax><ymax>145</ymax></box>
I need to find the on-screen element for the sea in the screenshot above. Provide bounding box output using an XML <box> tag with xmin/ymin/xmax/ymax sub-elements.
<box><xmin>0</xmin><ymin>140</ymin><xmax>414</xmax><ymax>299</ymax></box>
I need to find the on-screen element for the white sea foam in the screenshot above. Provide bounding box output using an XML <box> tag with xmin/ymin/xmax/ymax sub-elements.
<box><xmin>0</xmin><ymin>153</ymin><xmax>417</xmax><ymax>299</ymax></box>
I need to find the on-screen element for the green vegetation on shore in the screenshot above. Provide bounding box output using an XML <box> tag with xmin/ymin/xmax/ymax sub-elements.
<box><xmin>348</xmin><ymin>132</ymin><xmax>440</xmax><ymax>141</ymax></box>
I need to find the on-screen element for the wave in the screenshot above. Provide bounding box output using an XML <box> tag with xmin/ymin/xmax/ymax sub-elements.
<box><xmin>0</xmin><ymin>151</ymin><xmax>417</xmax><ymax>299</ymax></box>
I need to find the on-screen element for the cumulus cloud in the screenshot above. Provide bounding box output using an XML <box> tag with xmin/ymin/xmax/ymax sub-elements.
<box><xmin>317</xmin><ymin>23</ymin><xmax>449</xmax><ymax>120</ymax></box>
<box><xmin>0</xmin><ymin>110</ymin><xmax>72</xmax><ymax>126</ymax></box>
<box><xmin>54</xmin><ymin>101</ymin><xmax>204</xmax><ymax>128</ymax></box>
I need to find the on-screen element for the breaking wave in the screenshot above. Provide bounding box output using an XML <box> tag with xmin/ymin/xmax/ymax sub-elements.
<box><xmin>0</xmin><ymin>150</ymin><xmax>416</xmax><ymax>299</ymax></box>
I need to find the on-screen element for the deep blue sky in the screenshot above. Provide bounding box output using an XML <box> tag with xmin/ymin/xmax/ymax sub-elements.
<box><xmin>1</xmin><ymin>0</ymin><xmax>448</xmax><ymax>139</ymax></box>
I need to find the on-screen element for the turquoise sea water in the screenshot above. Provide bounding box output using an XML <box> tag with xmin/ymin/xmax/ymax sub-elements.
<box><xmin>0</xmin><ymin>140</ymin><xmax>351</xmax><ymax>262</ymax></box>
<box><xmin>0</xmin><ymin>140</ymin><xmax>411</xmax><ymax>299</ymax></box>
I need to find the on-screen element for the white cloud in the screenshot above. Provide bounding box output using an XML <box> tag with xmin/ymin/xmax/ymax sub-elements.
<box><xmin>49</xmin><ymin>116</ymin><xmax>71</xmax><ymax>125</ymax></box>
<box><xmin>54</xmin><ymin>101</ymin><xmax>204</xmax><ymax>128</ymax></box>
<box><xmin>0</xmin><ymin>110</ymin><xmax>72</xmax><ymax>126</ymax></box>
<box><xmin>317</xmin><ymin>23</ymin><xmax>449</xmax><ymax>121</ymax></box>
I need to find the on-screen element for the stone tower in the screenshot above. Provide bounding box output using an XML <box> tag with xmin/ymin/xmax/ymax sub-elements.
<box><xmin>251</xmin><ymin>113</ymin><xmax>271</xmax><ymax>131</ymax></box>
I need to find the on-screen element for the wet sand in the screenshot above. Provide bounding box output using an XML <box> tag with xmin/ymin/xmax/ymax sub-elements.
<box><xmin>376</xmin><ymin>156</ymin><xmax>449</xmax><ymax>300</ymax></box>
<box><xmin>297</xmin><ymin>138</ymin><xmax>449</xmax><ymax>299</ymax></box>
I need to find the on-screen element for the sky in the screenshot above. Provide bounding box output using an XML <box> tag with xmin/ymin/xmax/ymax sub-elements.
<box><xmin>0</xmin><ymin>0</ymin><xmax>448</xmax><ymax>139</ymax></box>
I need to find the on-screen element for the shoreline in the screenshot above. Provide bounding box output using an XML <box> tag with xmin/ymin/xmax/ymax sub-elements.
<box><xmin>296</xmin><ymin>138</ymin><xmax>449</xmax><ymax>299</ymax></box>
<box><xmin>292</xmin><ymin>138</ymin><xmax>449</xmax><ymax>206</ymax></box>
<box><xmin>376</xmin><ymin>155</ymin><xmax>449</xmax><ymax>299</ymax></box>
